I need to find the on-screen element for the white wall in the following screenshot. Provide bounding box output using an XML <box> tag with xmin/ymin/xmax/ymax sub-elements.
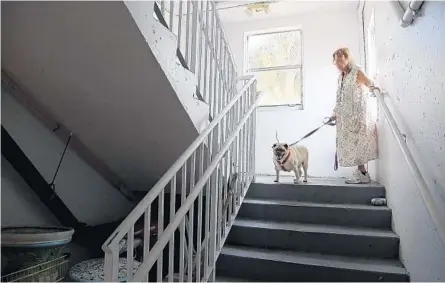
<box><xmin>2</xmin><ymin>87</ymin><xmax>134</xmax><ymax>226</ymax></box>
<box><xmin>222</xmin><ymin>2</ymin><xmax>361</xmax><ymax>178</ymax></box>
<box><xmin>362</xmin><ymin>1</ymin><xmax>445</xmax><ymax>281</ymax></box>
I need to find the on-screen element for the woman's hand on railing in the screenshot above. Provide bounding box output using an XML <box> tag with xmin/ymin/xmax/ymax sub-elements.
<box><xmin>370</xmin><ymin>86</ymin><xmax>380</xmax><ymax>92</ymax></box>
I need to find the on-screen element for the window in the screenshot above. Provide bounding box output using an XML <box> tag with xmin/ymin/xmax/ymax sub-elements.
<box><xmin>244</xmin><ymin>28</ymin><xmax>303</xmax><ymax>107</ymax></box>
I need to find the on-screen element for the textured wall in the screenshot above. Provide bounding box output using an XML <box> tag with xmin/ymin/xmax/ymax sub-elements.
<box><xmin>222</xmin><ymin>2</ymin><xmax>360</xmax><ymax>178</ymax></box>
<box><xmin>362</xmin><ymin>1</ymin><xmax>445</xmax><ymax>281</ymax></box>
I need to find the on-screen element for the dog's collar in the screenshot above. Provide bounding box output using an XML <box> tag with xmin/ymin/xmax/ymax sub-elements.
<box><xmin>278</xmin><ymin>151</ymin><xmax>291</xmax><ymax>168</ymax></box>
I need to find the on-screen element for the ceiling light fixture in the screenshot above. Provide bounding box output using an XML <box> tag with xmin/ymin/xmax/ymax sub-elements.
<box><xmin>245</xmin><ymin>2</ymin><xmax>271</xmax><ymax>16</ymax></box>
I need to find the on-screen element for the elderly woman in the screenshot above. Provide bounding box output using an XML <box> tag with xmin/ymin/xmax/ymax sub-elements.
<box><xmin>331</xmin><ymin>47</ymin><xmax>378</xmax><ymax>184</ymax></box>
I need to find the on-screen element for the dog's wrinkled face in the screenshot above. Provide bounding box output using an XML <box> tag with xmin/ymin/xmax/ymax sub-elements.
<box><xmin>272</xmin><ymin>143</ymin><xmax>289</xmax><ymax>159</ymax></box>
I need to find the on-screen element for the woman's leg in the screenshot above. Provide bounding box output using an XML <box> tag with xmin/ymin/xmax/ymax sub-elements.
<box><xmin>346</xmin><ymin>164</ymin><xmax>371</xmax><ymax>184</ymax></box>
<box><xmin>358</xmin><ymin>164</ymin><xmax>367</xmax><ymax>173</ymax></box>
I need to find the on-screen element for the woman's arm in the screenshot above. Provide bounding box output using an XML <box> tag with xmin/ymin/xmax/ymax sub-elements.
<box><xmin>357</xmin><ymin>69</ymin><xmax>380</xmax><ymax>91</ymax></box>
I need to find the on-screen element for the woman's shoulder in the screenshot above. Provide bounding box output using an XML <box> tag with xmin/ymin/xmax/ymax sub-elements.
<box><xmin>350</xmin><ymin>63</ymin><xmax>363</xmax><ymax>72</ymax></box>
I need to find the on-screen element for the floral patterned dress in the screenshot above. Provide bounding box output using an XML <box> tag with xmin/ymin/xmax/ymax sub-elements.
<box><xmin>334</xmin><ymin>64</ymin><xmax>378</xmax><ymax>167</ymax></box>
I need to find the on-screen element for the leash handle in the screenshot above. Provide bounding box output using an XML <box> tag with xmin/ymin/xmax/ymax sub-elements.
<box><xmin>323</xmin><ymin>117</ymin><xmax>337</xmax><ymax>126</ymax></box>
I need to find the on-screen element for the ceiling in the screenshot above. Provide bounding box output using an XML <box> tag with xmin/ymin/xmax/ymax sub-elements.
<box><xmin>216</xmin><ymin>1</ymin><xmax>359</xmax><ymax>23</ymax></box>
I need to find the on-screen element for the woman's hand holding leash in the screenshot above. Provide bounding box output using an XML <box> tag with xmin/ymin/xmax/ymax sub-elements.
<box><xmin>324</xmin><ymin>116</ymin><xmax>337</xmax><ymax>126</ymax></box>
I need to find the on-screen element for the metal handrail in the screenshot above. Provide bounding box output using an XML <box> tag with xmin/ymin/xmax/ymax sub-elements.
<box><xmin>374</xmin><ymin>89</ymin><xmax>445</xmax><ymax>245</ymax></box>
<box><xmin>102</xmin><ymin>75</ymin><xmax>257</xmax><ymax>281</ymax></box>
<box><xmin>132</xmin><ymin>87</ymin><xmax>260</xmax><ymax>282</ymax></box>
<box><xmin>102</xmin><ymin>75</ymin><xmax>255</xmax><ymax>249</ymax></box>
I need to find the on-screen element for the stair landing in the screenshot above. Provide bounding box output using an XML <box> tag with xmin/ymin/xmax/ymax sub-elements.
<box><xmin>216</xmin><ymin>177</ymin><xmax>409</xmax><ymax>282</ymax></box>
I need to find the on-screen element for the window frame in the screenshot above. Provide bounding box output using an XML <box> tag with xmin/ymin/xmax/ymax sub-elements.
<box><xmin>243</xmin><ymin>26</ymin><xmax>304</xmax><ymax>109</ymax></box>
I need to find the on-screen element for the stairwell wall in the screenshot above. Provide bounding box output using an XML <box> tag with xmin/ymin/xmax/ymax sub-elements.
<box><xmin>362</xmin><ymin>1</ymin><xmax>445</xmax><ymax>281</ymax></box>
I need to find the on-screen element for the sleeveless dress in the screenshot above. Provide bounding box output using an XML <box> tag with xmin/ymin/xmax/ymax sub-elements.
<box><xmin>334</xmin><ymin>64</ymin><xmax>378</xmax><ymax>167</ymax></box>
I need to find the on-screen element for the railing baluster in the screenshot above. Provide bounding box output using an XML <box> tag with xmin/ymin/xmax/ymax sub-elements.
<box><xmin>178</xmin><ymin>0</ymin><xmax>183</xmax><ymax>52</ymax></box>
<box><xmin>169</xmin><ymin>1</ymin><xmax>175</xmax><ymax>30</ymax></box>
<box><xmin>218</xmin><ymin>156</ymin><xmax>225</xmax><ymax>245</ymax></box>
<box><xmin>196</xmin><ymin>1</ymin><xmax>204</xmax><ymax>95</ymax></box>
<box><xmin>168</xmin><ymin>176</ymin><xmax>176</xmax><ymax>282</ymax></box>
<box><xmin>252</xmin><ymin>81</ymin><xmax>257</xmax><ymax>181</ymax></box>
<box><xmin>190</xmin><ymin>1</ymin><xmax>199</xmax><ymax>73</ymax></box>
<box><xmin>185</xmin><ymin>0</ymin><xmax>191</xmax><ymax>64</ymax></box>
<box><xmin>242</xmin><ymin>123</ymin><xmax>248</xmax><ymax>193</ymax></box>
<box><xmin>187</xmin><ymin>152</ymin><xmax>196</xmax><ymax>281</ymax></box>
<box><xmin>196</xmin><ymin>144</ymin><xmax>205</xmax><ymax>281</ymax></box>
<box><xmin>104</xmin><ymin>245</ymin><xmax>118</xmax><ymax>282</ymax></box>
<box><xmin>187</xmin><ymin>206</ymin><xmax>194</xmax><ymax>282</ymax></box>
<box><xmin>208</xmin><ymin>168</ymin><xmax>218</xmax><ymax>280</ymax></box>
<box><xmin>157</xmin><ymin>190</ymin><xmax>165</xmax><ymax>282</ymax></box>
<box><xmin>161</xmin><ymin>0</ymin><xmax>165</xmax><ymax>18</ymax></box>
<box><xmin>126</xmin><ymin>226</ymin><xmax>135</xmax><ymax>281</ymax></box>
<box><xmin>203</xmin><ymin>136</ymin><xmax>212</xmax><ymax>279</ymax></box>
<box><xmin>179</xmin><ymin>164</ymin><xmax>187</xmax><ymax>282</ymax></box>
<box><xmin>203</xmin><ymin>1</ymin><xmax>210</xmax><ymax>103</ymax></box>
<box><xmin>143</xmin><ymin>206</ymin><xmax>151</xmax><ymax>282</ymax></box>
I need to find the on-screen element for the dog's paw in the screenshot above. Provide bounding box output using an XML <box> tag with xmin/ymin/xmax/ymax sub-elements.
<box><xmin>303</xmin><ymin>179</ymin><xmax>308</xmax><ymax>183</ymax></box>
<box><xmin>293</xmin><ymin>179</ymin><xmax>299</xmax><ymax>184</ymax></box>
<box><xmin>273</xmin><ymin>179</ymin><xmax>279</xmax><ymax>183</ymax></box>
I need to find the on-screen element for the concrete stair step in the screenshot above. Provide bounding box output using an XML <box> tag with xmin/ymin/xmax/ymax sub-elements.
<box><xmin>215</xmin><ymin>275</ymin><xmax>253</xmax><ymax>282</ymax></box>
<box><xmin>248</xmin><ymin>177</ymin><xmax>385</xmax><ymax>205</ymax></box>
<box><xmin>239</xmin><ymin>198</ymin><xmax>392</xmax><ymax>229</ymax></box>
<box><xmin>227</xmin><ymin>219</ymin><xmax>399</xmax><ymax>259</ymax></box>
<box><xmin>216</xmin><ymin>245</ymin><xmax>409</xmax><ymax>282</ymax></box>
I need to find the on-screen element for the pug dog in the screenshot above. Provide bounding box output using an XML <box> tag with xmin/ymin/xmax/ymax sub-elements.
<box><xmin>272</xmin><ymin>143</ymin><xmax>309</xmax><ymax>184</ymax></box>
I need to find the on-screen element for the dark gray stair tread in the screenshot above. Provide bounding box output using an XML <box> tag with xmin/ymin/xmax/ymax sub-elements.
<box><xmin>239</xmin><ymin>198</ymin><xmax>392</xmax><ymax>229</ymax></box>
<box><xmin>234</xmin><ymin>218</ymin><xmax>397</xmax><ymax>238</ymax></box>
<box><xmin>247</xmin><ymin>178</ymin><xmax>386</xmax><ymax>205</ymax></box>
<box><xmin>243</xmin><ymin>198</ymin><xmax>389</xmax><ymax>211</ymax></box>
<box><xmin>254</xmin><ymin>176</ymin><xmax>384</xmax><ymax>188</ymax></box>
<box><xmin>220</xmin><ymin>245</ymin><xmax>408</xmax><ymax>275</ymax></box>
<box><xmin>216</xmin><ymin>276</ymin><xmax>252</xmax><ymax>282</ymax></box>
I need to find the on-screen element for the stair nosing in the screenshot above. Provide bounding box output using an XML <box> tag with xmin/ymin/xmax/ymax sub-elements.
<box><xmin>233</xmin><ymin>218</ymin><xmax>398</xmax><ymax>238</ymax></box>
<box><xmin>242</xmin><ymin>198</ymin><xmax>390</xmax><ymax>211</ymax></box>
<box><xmin>221</xmin><ymin>245</ymin><xmax>408</xmax><ymax>275</ymax></box>
<box><xmin>251</xmin><ymin>178</ymin><xmax>385</xmax><ymax>188</ymax></box>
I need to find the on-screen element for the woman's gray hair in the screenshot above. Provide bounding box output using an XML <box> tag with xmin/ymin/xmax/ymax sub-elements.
<box><xmin>333</xmin><ymin>47</ymin><xmax>355</xmax><ymax>65</ymax></box>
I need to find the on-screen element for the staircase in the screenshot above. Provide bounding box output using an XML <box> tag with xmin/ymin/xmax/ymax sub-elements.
<box><xmin>216</xmin><ymin>177</ymin><xmax>410</xmax><ymax>282</ymax></box>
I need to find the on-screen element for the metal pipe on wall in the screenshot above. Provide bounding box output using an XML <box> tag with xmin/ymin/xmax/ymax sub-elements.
<box><xmin>401</xmin><ymin>0</ymin><xmax>424</xmax><ymax>27</ymax></box>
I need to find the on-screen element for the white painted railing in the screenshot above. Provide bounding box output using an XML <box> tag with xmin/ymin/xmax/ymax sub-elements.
<box><xmin>374</xmin><ymin>89</ymin><xmax>445</xmax><ymax>245</ymax></box>
<box><xmin>154</xmin><ymin>0</ymin><xmax>237</xmax><ymax>118</ymax></box>
<box><xmin>102</xmin><ymin>76</ymin><xmax>258</xmax><ymax>281</ymax></box>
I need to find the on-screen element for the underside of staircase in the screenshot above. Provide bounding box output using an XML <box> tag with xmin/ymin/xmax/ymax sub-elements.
<box><xmin>1</xmin><ymin>1</ymin><xmax>209</xmax><ymax>193</ymax></box>
<box><xmin>216</xmin><ymin>177</ymin><xmax>410</xmax><ymax>282</ymax></box>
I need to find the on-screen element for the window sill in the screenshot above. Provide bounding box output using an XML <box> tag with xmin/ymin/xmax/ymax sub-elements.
<box><xmin>257</xmin><ymin>104</ymin><xmax>304</xmax><ymax>111</ymax></box>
